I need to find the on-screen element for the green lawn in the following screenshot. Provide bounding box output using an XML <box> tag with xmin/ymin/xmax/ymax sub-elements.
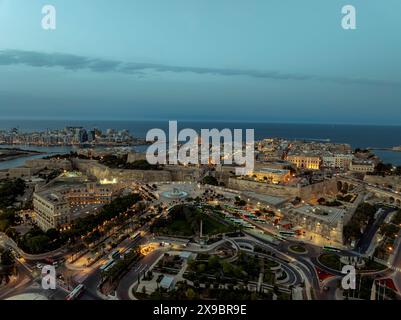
<box><xmin>202</xmin><ymin>217</ymin><xmax>233</xmax><ymax>235</ymax></box>
<box><xmin>289</xmin><ymin>245</ymin><xmax>307</xmax><ymax>253</ymax></box>
<box><xmin>318</xmin><ymin>253</ymin><xmax>388</xmax><ymax>273</ymax></box>
<box><xmin>318</xmin><ymin>253</ymin><xmax>342</xmax><ymax>271</ymax></box>
<box><xmin>165</xmin><ymin>215</ymin><xmax>233</xmax><ymax>236</ymax></box>
<box><xmin>152</xmin><ymin>205</ymin><xmax>234</xmax><ymax>237</ymax></box>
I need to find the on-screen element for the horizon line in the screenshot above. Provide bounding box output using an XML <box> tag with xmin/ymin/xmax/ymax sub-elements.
<box><xmin>1</xmin><ymin>117</ymin><xmax>401</xmax><ymax>128</ymax></box>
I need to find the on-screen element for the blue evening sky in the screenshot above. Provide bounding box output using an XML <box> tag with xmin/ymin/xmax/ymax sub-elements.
<box><xmin>0</xmin><ymin>0</ymin><xmax>400</xmax><ymax>124</ymax></box>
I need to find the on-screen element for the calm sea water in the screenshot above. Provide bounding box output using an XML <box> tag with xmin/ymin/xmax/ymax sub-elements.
<box><xmin>1</xmin><ymin>119</ymin><xmax>400</xmax><ymax>168</ymax></box>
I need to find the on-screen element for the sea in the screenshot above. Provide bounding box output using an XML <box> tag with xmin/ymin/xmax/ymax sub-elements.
<box><xmin>0</xmin><ymin>119</ymin><xmax>401</xmax><ymax>169</ymax></box>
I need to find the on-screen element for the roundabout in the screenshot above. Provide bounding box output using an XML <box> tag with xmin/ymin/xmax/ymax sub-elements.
<box><xmin>288</xmin><ymin>245</ymin><xmax>308</xmax><ymax>255</ymax></box>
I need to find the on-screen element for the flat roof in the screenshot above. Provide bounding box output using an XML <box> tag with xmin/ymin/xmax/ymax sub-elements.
<box><xmin>160</xmin><ymin>275</ymin><xmax>175</xmax><ymax>289</ymax></box>
<box><xmin>242</xmin><ymin>191</ymin><xmax>287</xmax><ymax>206</ymax></box>
<box><xmin>179</xmin><ymin>251</ymin><xmax>192</xmax><ymax>259</ymax></box>
<box><xmin>291</xmin><ymin>205</ymin><xmax>346</xmax><ymax>224</ymax></box>
<box><xmin>35</xmin><ymin>190</ymin><xmax>68</xmax><ymax>205</ymax></box>
<box><xmin>257</xmin><ymin>168</ymin><xmax>290</xmax><ymax>174</ymax></box>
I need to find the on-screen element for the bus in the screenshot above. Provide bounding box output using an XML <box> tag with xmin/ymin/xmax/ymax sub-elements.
<box><xmin>254</xmin><ymin>218</ymin><xmax>266</xmax><ymax>223</ymax></box>
<box><xmin>243</xmin><ymin>213</ymin><xmax>257</xmax><ymax>219</ymax></box>
<box><xmin>323</xmin><ymin>245</ymin><xmax>341</xmax><ymax>253</ymax></box>
<box><xmin>100</xmin><ymin>259</ymin><xmax>115</xmax><ymax>272</ymax></box>
<box><xmin>279</xmin><ymin>230</ymin><xmax>295</xmax><ymax>237</ymax></box>
<box><xmin>274</xmin><ymin>234</ymin><xmax>287</xmax><ymax>241</ymax></box>
<box><xmin>103</xmin><ymin>261</ymin><xmax>116</xmax><ymax>273</ymax></box>
<box><xmin>109</xmin><ymin>249</ymin><xmax>121</xmax><ymax>260</ymax></box>
<box><xmin>65</xmin><ymin>284</ymin><xmax>85</xmax><ymax>300</ymax></box>
<box><xmin>131</xmin><ymin>231</ymin><xmax>142</xmax><ymax>241</ymax></box>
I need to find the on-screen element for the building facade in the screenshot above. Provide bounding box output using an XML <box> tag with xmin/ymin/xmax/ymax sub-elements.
<box><xmin>286</xmin><ymin>155</ymin><xmax>321</xmax><ymax>170</ymax></box>
<box><xmin>322</xmin><ymin>154</ymin><xmax>353</xmax><ymax>170</ymax></box>
<box><xmin>33</xmin><ymin>192</ymin><xmax>71</xmax><ymax>231</ymax></box>
<box><xmin>33</xmin><ymin>182</ymin><xmax>118</xmax><ymax>231</ymax></box>
<box><xmin>60</xmin><ymin>182</ymin><xmax>117</xmax><ymax>205</ymax></box>
<box><xmin>350</xmin><ymin>160</ymin><xmax>375</xmax><ymax>173</ymax></box>
<box><xmin>250</xmin><ymin>168</ymin><xmax>291</xmax><ymax>184</ymax></box>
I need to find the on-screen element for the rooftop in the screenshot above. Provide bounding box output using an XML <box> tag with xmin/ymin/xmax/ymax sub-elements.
<box><xmin>290</xmin><ymin>204</ymin><xmax>346</xmax><ymax>224</ymax></box>
<box><xmin>160</xmin><ymin>275</ymin><xmax>175</xmax><ymax>289</ymax></box>
<box><xmin>241</xmin><ymin>191</ymin><xmax>287</xmax><ymax>206</ymax></box>
<box><xmin>257</xmin><ymin>168</ymin><xmax>290</xmax><ymax>175</ymax></box>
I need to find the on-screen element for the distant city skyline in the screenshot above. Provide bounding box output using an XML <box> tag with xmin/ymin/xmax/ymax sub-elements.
<box><xmin>1</xmin><ymin>0</ymin><xmax>401</xmax><ymax>125</ymax></box>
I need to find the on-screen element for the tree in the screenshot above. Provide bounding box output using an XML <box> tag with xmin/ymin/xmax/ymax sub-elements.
<box><xmin>208</xmin><ymin>255</ymin><xmax>220</xmax><ymax>270</ymax></box>
<box><xmin>283</xmin><ymin>165</ymin><xmax>296</xmax><ymax>175</ymax></box>
<box><xmin>0</xmin><ymin>248</ymin><xmax>14</xmax><ymax>266</ymax></box>
<box><xmin>234</xmin><ymin>196</ymin><xmax>247</xmax><ymax>206</ymax></box>
<box><xmin>380</xmin><ymin>224</ymin><xmax>400</xmax><ymax>239</ymax></box>
<box><xmin>197</xmin><ymin>263</ymin><xmax>206</xmax><ymax>273</ymax></box>
<box><xmin>202</xmin><ymin>176</ymin><xmax>218</xmax><ymax>186</ymax></box>
<box><xmin>343</xmin><ymin>224</ymin><xmax>361</xmax><ymax>242</ymax></box>
<box><xmin>24</xmin><ymin>234</ymin><xmax>51</xmax><ymax>254</ymax></box>
<box><xmin>392</xmin><ymin>211</ymin><xmax>401</xmax><ymax>225</ymax></box>
<box><xmin>0</xmin><ymin>248</ymin><xmax>15</xmax><ymax>284</ymax></box>
<box><xmin>146</xmin><ymin>270</ymin><xmax>153</xmax><ymax>280</ymax></box>
<box><xmin>375</xmin><ymin>163</ymin><xmax>393</xmax><ymax>175</ymax></box>
<box><xmin>0</xmin><ymin>179</ymin><xmax>26</xmax><ymax>208</ymax></box>
<box><xmin>185</xmin><ymin>288</ymin><xmax>196</xmax><ymax>300</ymax></box>
<box><xmin>46</xmin><ymin>228</ymin><xmax>60</xmax><ymax>240</ymax></box>
<box><xmin>0</xmin><ymin>219</ymin><xmax>11</xmax><ymax>232</ymax></box>
<box><xmin>222</xmin><ymin>261</ymin><xmax>233</xmax><ymax>275</ymax></box>
<box><xmin>156</xmin><ymin>274</ymin><xmax>163</xmax><ymax>289</ymax></box>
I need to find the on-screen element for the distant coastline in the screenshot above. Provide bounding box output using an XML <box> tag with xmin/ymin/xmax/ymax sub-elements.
<box><xmin>1</xmin><ymin>119</ymin><xmax>400</xmax><ymax>148</ymax></box>
<box><xmin>0</xmin><ymin>147</ymin><xmax>43</xmax><ymax>163</ymax></box>
<box><xmin>1</xmin><ymin>119</ymin><xmax>401</xmax><ymax>166</ymax></box>
<box><xmin>369</xmin><ymin>147</ymin><xmax>401</xmax><ymax>153</ymax></box>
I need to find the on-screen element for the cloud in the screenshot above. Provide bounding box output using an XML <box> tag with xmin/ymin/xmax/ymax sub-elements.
<box><xmin>0</xmin><ymin>49</ymin><xmax>399</xmax><ymax>86</ymax></box>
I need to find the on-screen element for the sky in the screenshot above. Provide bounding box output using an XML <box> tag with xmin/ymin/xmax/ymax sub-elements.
<box><xmin>0</xmin><ymin>0</ymin><xmax>400</xmax><ymax>124</ymax></box>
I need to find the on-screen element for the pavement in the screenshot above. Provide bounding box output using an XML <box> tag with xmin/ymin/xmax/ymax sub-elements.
<box><xmin>116</xmin><ymin>250</ymin><xmax>163</xmax><ymax>300</ymax></box>
<box><xmin>355</xmin><ymin>207</ymin><xmax>393</xmax><ymax>254</ymax></box>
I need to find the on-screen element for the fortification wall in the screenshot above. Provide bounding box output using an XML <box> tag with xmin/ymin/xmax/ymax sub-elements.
<box><xmin>228</xmin><ymin>177</ymin><xmax>338</xmax><ymax>200</ymax></box>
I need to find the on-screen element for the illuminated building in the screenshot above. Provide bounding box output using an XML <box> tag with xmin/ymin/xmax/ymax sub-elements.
<box><xmin>350</xmin><ymin>160</ymin><xmax>375</xmax><ymax>173</ymax></box>
<box><xmin>33</xmin><ymin>182</ymin><xmax>118</xmax><ymax>231</ymax></box>
<box><xmin>250</xmin><ymin>168</ymin><xmax>291</xmax><ymax>184</ymax></box>
<box><xmin>322</xmin><ymin>154</ymin><xmax>353</xmax><ymax>170</ymax></box>
<box><xmin>60</xmin><ymin>182</ymin><xmax>117</xmax><ymax>205</ymax></box>
<box><xmin>33</xmin><ymin>191</ymin><xmax>71</xmax><ymax>231</ymax></box>
<box><xmin>286</xmin><ymin>155</ymin><xmax>321</xmax><ymax>170</ymax></box>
